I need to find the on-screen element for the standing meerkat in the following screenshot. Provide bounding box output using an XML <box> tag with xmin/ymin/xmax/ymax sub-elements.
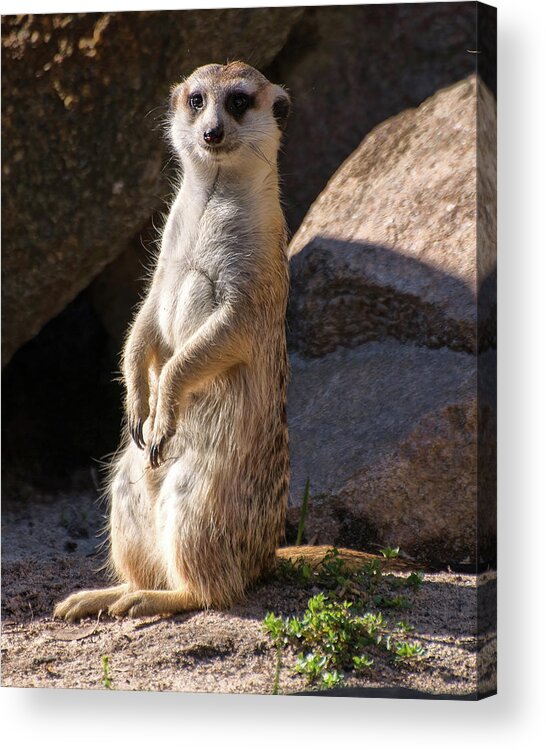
<box><xmin>54</xmin><ymin>62</ymin><xmax>292</xmax><ymax>621</ymax></box>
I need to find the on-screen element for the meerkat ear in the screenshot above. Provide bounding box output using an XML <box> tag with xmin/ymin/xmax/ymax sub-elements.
<box><xmin>169</xmin><ymin>83</ymin><xmax>185</xmax><ymax>113</ymax></box>
<box><xmin>272</xmin><ymin>87</ymin><xmax>291</xmax><ymax>132</ymax></box>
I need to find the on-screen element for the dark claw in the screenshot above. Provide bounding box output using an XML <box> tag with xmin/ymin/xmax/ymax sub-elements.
<box><xmin>149</xmin><ymin>439</ymin><xmax>164</xmax><ymax>469</ymax></box>
<box><xmin>130</xmin><ymin>419</ymin><xmax>145</xmax><ymax>450</ymax></box>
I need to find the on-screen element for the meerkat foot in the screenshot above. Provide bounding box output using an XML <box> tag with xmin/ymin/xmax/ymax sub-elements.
<box><xmin>54</xmin><ymin>585</ymin><xmax>129</xmax><ymax>623</ymax></box>
<box><xmin>108</xmin><ymin>589</ymin><xmax>201</xmax><ymax>618</ymax></box>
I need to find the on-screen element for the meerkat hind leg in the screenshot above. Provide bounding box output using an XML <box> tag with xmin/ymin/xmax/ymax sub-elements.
<box><xmin>108</xmin><ymin>589</ymin><xmax>201</xmax><ymax>618</ymax></box>
<box><xmin>54</xmin><ymin>584</ymin><xmax>129</xmax><ymax>623</ymax></box>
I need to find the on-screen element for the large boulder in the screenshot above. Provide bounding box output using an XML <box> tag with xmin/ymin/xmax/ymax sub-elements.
<box><xmin>287</xmin><ymin>343</ymin><xmax>482</xmax><ymax>564</ymax></box>
<box><xmin>286</xmin><ymin>76</ymin><xmax>496</xmax><ymax>566</ymax></box>
<box><xmin>288</xmin><ymin>76</ymin><xmax>494</xmax><ymax>357</ymax></box>
<box><xmin>267</xmin><ymin>2</ymin><xmax>478</xmax><ymax>230</ymax></box>
<box><xmin>288</xmin><ymin>343</ymin><xmax>475</xmax><ymax>502</ymax></box>
<box><xmin>1</xmin><ymin>8</ymin><xmax>303</xmax><ymax>365</ymax></box>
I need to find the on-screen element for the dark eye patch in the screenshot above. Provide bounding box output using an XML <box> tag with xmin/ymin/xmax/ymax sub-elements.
<box><xmin>272</xmin><ymin>96</ymin><xmax>290</xmax><ymax>131</ymax></box>
<box><xmin>226</xmin><ymin>91</ymin><xmax>254</xmax><ymax>119</ymax></box>
<box><xmin>188</xmin><ymin>92</ymin><xmax>204</xmax><ymax>111</ymax></box>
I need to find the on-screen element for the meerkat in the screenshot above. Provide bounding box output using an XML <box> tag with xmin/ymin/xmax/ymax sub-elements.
<box><xmin>54</xmin><ymin>62</ymin><xmax>292</xmax><ymax>621</ymax></box>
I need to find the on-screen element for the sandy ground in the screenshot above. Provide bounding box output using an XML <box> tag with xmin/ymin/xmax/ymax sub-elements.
<box><xmin>1</xmin><ymin>490</ymin><xmax>496</xmax><ymax>697</ymax></box>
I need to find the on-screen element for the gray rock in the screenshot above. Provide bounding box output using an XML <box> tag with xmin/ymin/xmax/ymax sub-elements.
<box><xmin>285</xmin><ymin>76</ymin><xmax>496</xmax><ymax>565</ymax></box>
<box><xmin>1</xmin><ymin>8</ymin><xmax>303</xmax><ymax>365</ymax></box>
<box><xmin>287</xmin><ymin>342</ymin><xmax>491</xmax><ymax>565</ymax></box>
<box><xmin>288</xmin><ymin>76</ymin><xmax>495</xmax><ymax>357</ymax></box>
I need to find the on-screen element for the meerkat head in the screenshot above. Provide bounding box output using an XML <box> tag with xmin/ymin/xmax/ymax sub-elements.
<box><xmin>168</xmin><ymin>62</ymin><xmax>290</xmax><ymax>169</ymax></box>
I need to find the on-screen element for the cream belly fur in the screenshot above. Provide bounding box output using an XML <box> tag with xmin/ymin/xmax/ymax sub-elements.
<box><xmin>54</xmin><ymin>62</ymin><xmax>291</xmax><ymax>621</ymax></box>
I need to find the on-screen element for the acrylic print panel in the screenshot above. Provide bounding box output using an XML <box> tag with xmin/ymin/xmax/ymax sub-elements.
<box><xmin>1</xmin><ymin>2</ymin><xmax>496</xmax><ymax>699</ymax></box>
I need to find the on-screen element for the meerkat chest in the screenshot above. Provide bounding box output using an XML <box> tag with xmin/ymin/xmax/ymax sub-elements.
<box><xmin>156</xmin><ymin>264</ymin><xmax>217</xmax><ymax>350</ymax></box>
<box><xmin>154</xmin><ymin>179</ymin><xmax>264</xmax><ymax>350</ymax></box>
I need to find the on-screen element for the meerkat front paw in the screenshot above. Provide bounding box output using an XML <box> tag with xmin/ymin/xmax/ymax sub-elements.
<box><xmin>127</xmin><ymin>399</ymin><xmax>149</xmax><ymax>450</ymax></box>
<box><xmin>148</xmin><ymin>437</ymin><xmax>167</xmax><ymax>469</ymax></box>
<box><xmin>147</xmin><ymin>409</ymin><xmax>176</xmax><ymax>468</ymax></box>
<box><xmin>129</xmin><ymin>416</ymin><xmax>145</xmax><ymax>449</ymax></box>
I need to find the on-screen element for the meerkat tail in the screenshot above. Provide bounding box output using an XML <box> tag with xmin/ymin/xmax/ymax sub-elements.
<box><xmin>276</xmin><ymin>546</ymin><xmax>418</xmax><ymax>573</ymax></box>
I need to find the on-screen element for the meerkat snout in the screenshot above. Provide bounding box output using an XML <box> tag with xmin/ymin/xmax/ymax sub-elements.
<box><xmin>169</xmin><ymin>61</ymin><xmax>290</xmax><ymax>165</ymax></box>
<box><xmin>203</xmin><ymin>125</ymin><xmax>224</xmax><ymax>146</ymax></box>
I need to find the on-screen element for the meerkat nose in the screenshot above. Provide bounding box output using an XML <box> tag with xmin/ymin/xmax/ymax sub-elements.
<box><xmin>203</xmin><ymin>126</ymin><xmax>224</xmax><ymax>145</ymax></box>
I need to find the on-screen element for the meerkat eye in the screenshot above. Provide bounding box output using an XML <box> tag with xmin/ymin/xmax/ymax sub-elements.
<box><xmin>189</xmin><ymin>93</ymin><xmax>204</xmax><ymax>110</ymax></box>
<box><xmin>227</xmin><ymin>92</ymin><xmax>251</xmax><ymax>117</ymax></box>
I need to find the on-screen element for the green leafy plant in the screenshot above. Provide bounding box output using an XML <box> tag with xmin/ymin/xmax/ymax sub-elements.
<box><xmin>264</xmin><ymin>548</ymin><xmax>426</xmax><ymax>691</ymax></box>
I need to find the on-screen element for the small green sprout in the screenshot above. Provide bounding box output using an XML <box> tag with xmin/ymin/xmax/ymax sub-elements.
<box><xmin>352</xmin><ymin>654</ymin><xmax>374</xmax><ymax>671</ymax></box>
<box><xmin>379</xmin><ymin>546</ymin><xmax>400</xmax><ymax>559</ymax></box>
<box><xmin>101</xmin><ymin>655</ymin><xmax>113</xmax><ymax>690</ymax></box>
<box><xmin>295</xmin><ymin>478</ymin><xmax>310</xmax><ymax>546</ymax></box>
<box><xmin>394</xmin><ymin>641</ymin><xmax>426</xmax><ymax>663</ymax></box>
<box><xmin>321</xmin><ymin>670</ymin><xmax>344</xmax><ymax>689</ymax></box>
<box><xmin>406</xmin><ymin>571</ymin><xmax>425</xmax><ymax>589</ymax></box>
<box><xmin>272</xmin><ymin>646</ymin><xmax>282</xmax><ymax>696</ymax></box>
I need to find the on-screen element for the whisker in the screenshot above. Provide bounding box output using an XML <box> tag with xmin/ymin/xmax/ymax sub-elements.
<box><xmin>245</xmin><ymin>142</ymin><xmax>272</xmax><ymax>168</ymax></box>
